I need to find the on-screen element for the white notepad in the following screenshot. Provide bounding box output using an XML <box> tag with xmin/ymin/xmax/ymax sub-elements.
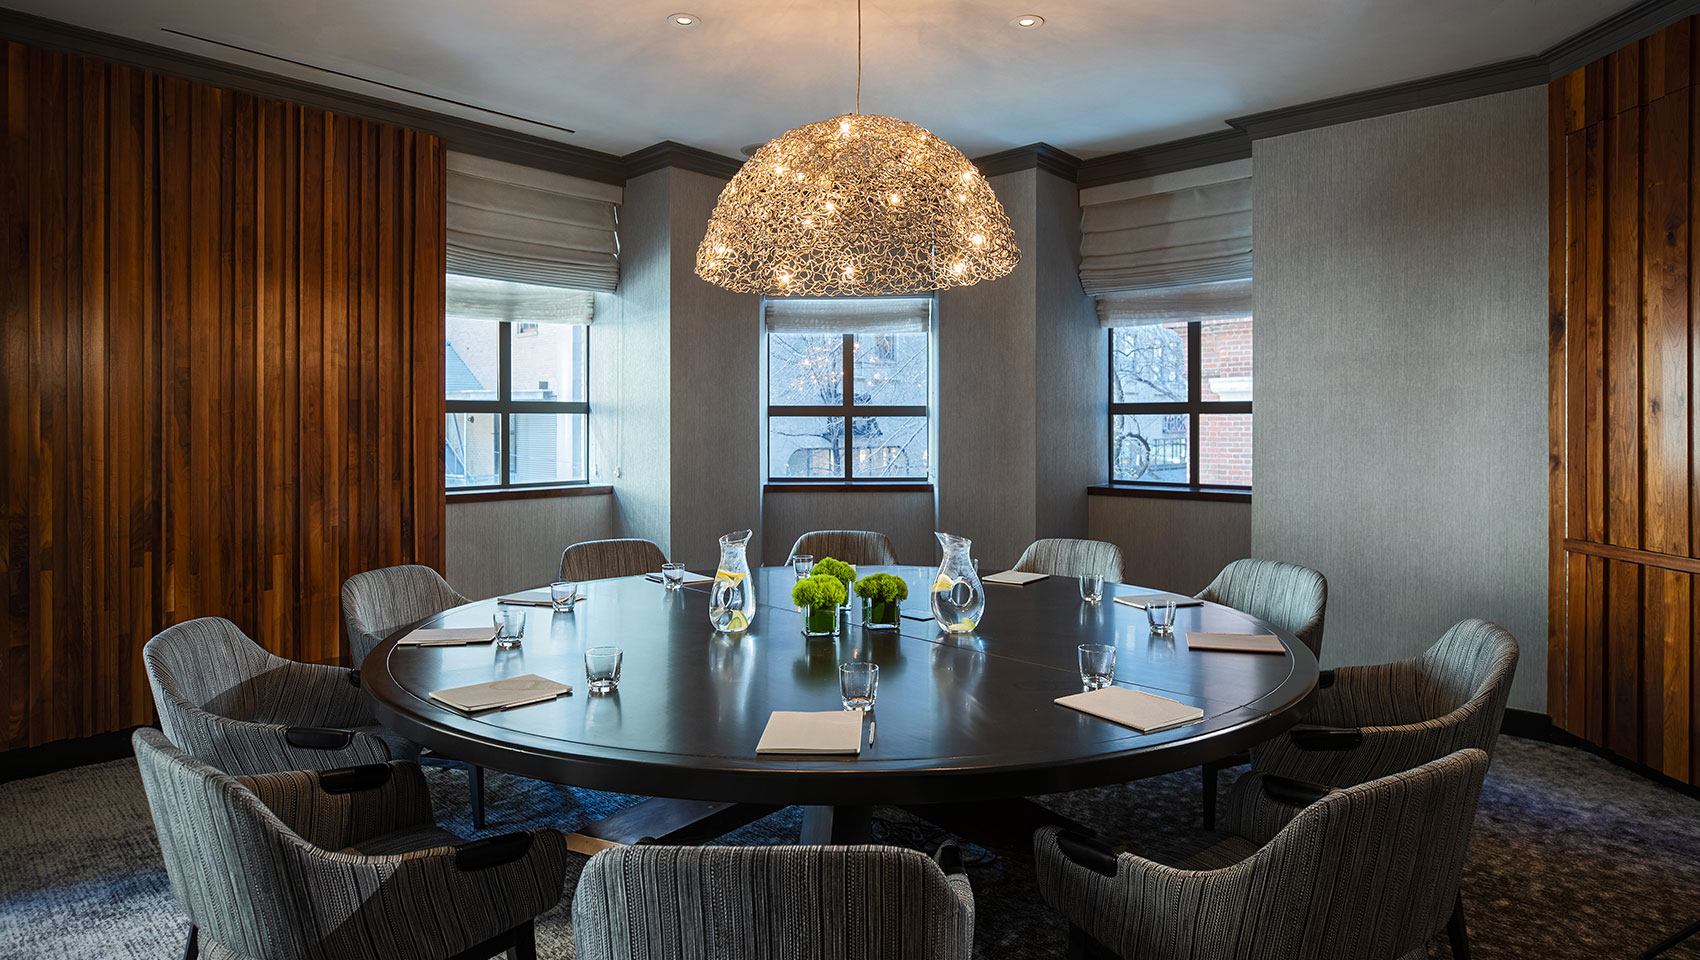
<box><xmin>982</xmin><ymin>570</ymin><xmax>1048</xmax><ymax>586</ymax></box>
<box><xmin>1185</xmin><ymin>632</ymin><xmax>1285</xmax><ymax>654</ymax></box>
<box><xmin>429</xmin><ymin>674</ymin><xmax>573</xmax><ymax>713</ymax></box>
<box><xmin>755</xmin><ymin>711</ymin><xmax>865</xmax><ymax>755</ymax></box>
<box><xmin>397</xmin><ymin>627</ymin><xmax>496</xmax><ymax>646</ymax></box>
<box><xmin>1113</xmin><ymin>593</ymin><xmax>1204</xmax><ymax>610</ymax></box>
<box><xmin>644</xmin><ymin>571</ymin><xmax>715</xmax><ymax>585</ymax></box>
<box><xmin>1055</xmin><ymin>686</ymin><xmax>1205</xmax><ymax>733</ymax></box>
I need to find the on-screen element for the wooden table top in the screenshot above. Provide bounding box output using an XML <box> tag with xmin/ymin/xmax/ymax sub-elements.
<box><xmin>364</xmin><ymin>565</ymin><xmax>1317</xmax><ymax>807</ymax></box>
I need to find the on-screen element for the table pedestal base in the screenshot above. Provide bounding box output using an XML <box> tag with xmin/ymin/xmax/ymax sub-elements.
<box><xmin>801</xmin><ymin>804</ymin><xmax>873</xmax><ymax>844</ymax></box>
<box><xmin>567</xmin><ymin>798</ymin><xmax>779</xmax><ymax>854</ymax></box>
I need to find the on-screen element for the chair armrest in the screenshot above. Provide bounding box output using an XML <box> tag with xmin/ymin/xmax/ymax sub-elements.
<box><xmin>171</xmin><ymin>704</ymin><xmax>393</xmax><ymax>776</ymax></box>
<box><xmin>1223</xmin><ymin>770</ymin><xmax>1337</xmax><ymax>845</ymax></box>
<box><xmin>238</xmin><ymin>760</ymin><xmax>434</xmax><ymax>850</ymax></box>
<box><xmin>455</xmin><ymin>831</ymin><xmax>535</xmax><ymax>870</ymax></box>
<box><xmin>934</xmin><ymin>841</ymin><xmax>966</xmax><ymax>877</ymax></box>
<box><xmin>1055</xmin><ymin>831</ymin><xmax>1118</xmax><ymax>878</ymax></box>
<box><xmin>278</xmin><ymin>828</ymin><xmax>569</xmax><ymax>960</ymax></box>
<box><xmin>1287</xmin><ymin>725</ymin><xmax>1365</xmax><ymax>751</ymax></box>
<box><xmin>1315</xmin><ymin>669</ymin><xmax>1335</xmax><ymax>689</ymax></box>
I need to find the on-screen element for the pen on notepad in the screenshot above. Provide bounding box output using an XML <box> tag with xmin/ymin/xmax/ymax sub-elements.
<box><xmin>868</xmin><ymin>720</ymin><xmax>875</xmax><ymax>747</ymax></box>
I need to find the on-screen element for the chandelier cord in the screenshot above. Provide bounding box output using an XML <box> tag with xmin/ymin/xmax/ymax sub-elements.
<box><xmin>855</xmin><ymin>0</ymin><xmax>861</xmax><ymax>114</ymax></box>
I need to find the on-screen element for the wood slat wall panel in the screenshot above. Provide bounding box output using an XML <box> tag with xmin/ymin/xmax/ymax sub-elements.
<box><xmin>1551</xmin><ymin>15</ymin><xmax>1700</xmax><ymax>783</ymax></box>
<box><xmin>0</xmin><ymin>42</ymin><xmax>446</xmax><ymax>751</ymax></box>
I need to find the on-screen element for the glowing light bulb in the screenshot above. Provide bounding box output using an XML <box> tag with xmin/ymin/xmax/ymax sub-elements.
<box><xmin>971</xmin><ymin>233</ymin><xmax>985</xmax><ymax>245</ymax></box>
<box><xmin>840</xmin><ymin>120</ymin><xmax>850</xmax><ymax>134</ymax></box>
<box><xmin>714</xmin><ymin>244</ymin><xmax>727</xmax><ymax>254</ymax></box>
<box><xmin>890</xmin><ymin>193</ymin><xmax>902</xmax><ymax>204</ymax></box>
<box><xmin>824</xmin><ymin>201</ymin><xmax>836</xmax><ymax>212</ymax></box>
<box><xmin>952</xmin><ymin>261</ymin><xmax>966</xmax><ymax>275</ymax></box>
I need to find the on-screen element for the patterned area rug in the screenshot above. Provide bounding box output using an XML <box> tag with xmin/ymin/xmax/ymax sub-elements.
<box><xmin>2</xmin><ymin>736</ymin><xmax>1698</xmax><ymax>959</ymax></box>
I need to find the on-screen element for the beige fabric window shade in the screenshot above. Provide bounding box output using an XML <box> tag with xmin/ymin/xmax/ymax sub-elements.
<box><xmin>1094</xmin><ymin>278</ymin><xmax>1252</xmax><ymax>328</ymax></box>
<box><xmin>447</xmin><ymin>152</ymin><xmax>622</xmax><ymax>293</ymax></box>
<box><xmin>764</xmin><ymin>297</ymin><xmax>932</xmax><ymax>334</ymax></box>
<box><xmin>1079</xmin><ymin>177</ymin><xmax>1251</xmax><ymax>296</ymax></box>
<box><xmin>447</xmin><ymin>273</ymin><xmax>595</xmax><ymax>325</ymax></box>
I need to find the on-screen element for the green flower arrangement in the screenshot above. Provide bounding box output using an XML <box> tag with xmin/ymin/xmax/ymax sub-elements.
<box><xmin>792</xmin><ymin>573</ymin><xmax>848</xmax><ymax>636</ymax></box>
<box><xmin>810</xmin><ymin>557</ymin><xmax>857</xmax><ymax>592</ymax></box>
<box><xmin>855</xmin><ymin>572</ymin><xmax>908</xmax><ymax>630</ymax></box>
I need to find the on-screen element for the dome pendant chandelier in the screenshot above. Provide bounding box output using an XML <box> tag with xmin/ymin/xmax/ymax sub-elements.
<box><xmin>695</xmin><ymin>0</ymin><xmax>1019</xmax><ymax>297</ymax></box>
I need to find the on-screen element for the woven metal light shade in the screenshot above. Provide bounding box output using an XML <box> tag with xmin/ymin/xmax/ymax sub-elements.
<box><xmin>696</xmin><ymin>113</ymin><xmax>1019</xmax><ymax>296</ymax></box>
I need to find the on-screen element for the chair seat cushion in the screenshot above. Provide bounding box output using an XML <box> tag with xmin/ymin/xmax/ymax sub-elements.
<box><xmin>1135</xmin><ymin>830</ymin><xmax>1259</xmax><ymax>871</ymax></box>
<box><xmin>341</xmin><ymin>823</ymin><xmax>461</xmax><ymax>857</ymax></box>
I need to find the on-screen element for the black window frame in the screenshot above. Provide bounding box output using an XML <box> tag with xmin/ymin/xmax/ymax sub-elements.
<box><xmin>766</xmin><ymin>331</ymin><xmax>930</xmax><ymax>483</ymax></box>
<box><xmin>445</xmin><ymin>320</ymin><xmax>591</xmax><ymax>491</ymax></box>
<box><xmin>1108</xmin><ymin>319</ymin><xmax>1253</xmax><ymax>491</ymax></box>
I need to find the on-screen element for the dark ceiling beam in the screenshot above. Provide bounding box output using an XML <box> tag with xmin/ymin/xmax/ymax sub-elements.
<box><xmin>622</xmin><ymin>141</ymin><xmax>745</xmax><ymax>181</ymax></box>
<box><xmin>1076</xmin><ymin>130</ymin><xmax>1250</xmax><ymax>189</ymax></box>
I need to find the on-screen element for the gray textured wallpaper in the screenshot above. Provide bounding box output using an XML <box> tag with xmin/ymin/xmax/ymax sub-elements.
<box><xmin>1251</xmin><ymin>86</ymin><xmax>1548</xmax><ymax>711</ymax></box>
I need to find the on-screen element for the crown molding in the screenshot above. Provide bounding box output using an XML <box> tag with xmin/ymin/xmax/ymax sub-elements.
<box><xmin>1544</xmin><ymin>0</ymin><xmax>1700</xmax><ymax>77</ymax></box>
<box><xmin>621</xmin><ymin>140</ymin><xmax>745</xmax><ymax>181</ymax></box>
<box><xmin>1076</xmin><ymin>130</ymin><xmax>1251</xmax><ymax>189</ymax></box>
<box><xmin>0</xmin><ymin>6</ymin><xmax>628</xmax><ymax>184</ymax></box>
<box><xmin>971</xmin><ymin>143</ymin><xmax>1082</xmax><ymax>180</ymax></box>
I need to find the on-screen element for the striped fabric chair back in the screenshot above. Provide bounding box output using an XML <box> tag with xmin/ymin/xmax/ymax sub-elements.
<box><xmin>341</xmin><ymin>564</ymin><xmax>470</xmax><ymax>663</ymax></box>
<box><xmin>559</xmin><ymin>538</ymin><xmax>669</xmax><ymax>581</ymax></box>
<box><xmin>573</xmin><ymin>844</ymin><xmax>975</xmax><ymax>960</ymax></box>
<box><xmin>1013</xmin><ymin>538</ymin><xmax>1125</xmax><ymax>582</ymax></box>
<box><xmin>789</xmin><ymin>529</ymin><xmax>900</xmax><ymax>566</ymax></box>
<box><xmin>145</xmin><ymin>617</ymin><xmax>293</xmax><ymax>730</ymax></box>
<box><xmin>1197</xmin><ymin>558</ymin><xmax>1328</xmax><ymax>656</ymax></box>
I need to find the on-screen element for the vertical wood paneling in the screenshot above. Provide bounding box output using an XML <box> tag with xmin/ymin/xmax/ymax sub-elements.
<box><xmin>1552</xmin><ymin>15</ymin><xmax>1700</xmax><ymax>783</ymax></box>
<box><xmin>0</xmin><ymin>42</ymin><xmax>446</xmax><ymax>750</ymax></box>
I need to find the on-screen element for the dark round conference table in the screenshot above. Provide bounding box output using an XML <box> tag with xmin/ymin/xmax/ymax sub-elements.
<box><xmin>365</xmin><ymin>565</ymin><xmax>1317</xmax><ymax>844</ymax></box>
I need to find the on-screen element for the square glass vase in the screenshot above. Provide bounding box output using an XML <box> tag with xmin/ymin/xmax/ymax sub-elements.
<box><xmin>802</xmin><ymin>604</ymin><xmax>841</xmax><ymax>638</ymax></box>
<box><xmin>862</xmin><ymin>597</ymin><xmax>901</xmax><ymax>631</ymax></box>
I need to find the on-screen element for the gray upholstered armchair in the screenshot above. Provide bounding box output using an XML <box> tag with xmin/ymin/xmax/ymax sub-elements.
<box><xmin>1036</xmin><ymin>749</ymin><xmax>1490</xmax><ymax>960</ymax></box>
<box><xmin>1195</xmin><ymin>558</ymin><xmax>1327</xmax><ymax>656</ymax></box>
<box><xmin>143</xmin><ymin>617</ymin><xmax>399</xmax><ymax>776</ymax></box>
<box><xmin>559</xmin><ymin>538</ymin><xmax>669</xmax><ymax>581</ymax></box>
<box><xmin>572</xmin><ymin>843</ymin><xmax>976</xmax><ymax>960</ymax></box>
<box><xmin>1250</xmin><ymin>617</ymin><xmax>1519</xmax><ymax>788</ymax></box>
<box><xmin>1013</xmin><ymin>537</ymin><xmax>1124</xmax><ymax>582</ymax></box>
<box><xmin>341</xmin><ymin>564</ymin><xmax>470</xmax><ymax>665</ymax></box>
<box><xmin>788</xmin><ymin>529</ymin><xmax>900</xmax><ymax>566</ymax></box>
<box><xmin>133</xmin><ymin>728</ymin><xmax>565</xmax><ymax>960</ymax></box>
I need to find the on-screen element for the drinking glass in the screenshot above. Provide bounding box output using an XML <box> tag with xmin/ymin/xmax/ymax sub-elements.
<box><xmin>551</xmin><ymin>580</ymin><xmax>578</xmax><ymax>613</ymax></box>
<box><xmin>1078</xmin><ymin>643</ymin><xmax>1116</xmax><ymax>689</ymax></box>
<box><xmin>661</xmin><ymin>562</ymin><xmax>686</xmax><ymax>590</ymax></box>
<box><xmin>791</xmin><ymin>554</ymin><xmax>814</xmax><ymax>579</ymax></box>
<box><xmin>494</xmin><ymin>608</ymin><xmax>526</xmax><ymax>649</ymax></box>
<box><xmin>585</xmin><ymin>645</ymin><xmax>623</xmax><ymax>694</ymax></box>
<box><xmin>840</xmin><ymin>661</ymin><xmax>879</xmax><ymax>711</ymax></box>
<box><xmin>1147</xmin><ymin>600</ymin><xmax>1178</xmax><ymax>637</ymax></box>
<box><xmin>1078</xmin><ymin>574</ymin><xmax>1104</xmax><ymax>604</ymax></box>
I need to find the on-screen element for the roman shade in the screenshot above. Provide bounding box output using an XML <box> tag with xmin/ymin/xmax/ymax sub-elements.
<box><xmin>763</xmin><ymin>297</ymin><xmax>932</xmax><ymax>334</ymax></box>
<box><xmin>446</xmin><ymin>274</ymin><xmax>596</xmax><ymax>325</ymax></box>
<box><xmin>446</xmin><ymin>152</ymin><xmax>622</xmax><ymax>293</ymax></box>
<box><xmin>1093</xmin><ymin>278</ymin><xmax>1253</xmax><ymax>327</ymax></box>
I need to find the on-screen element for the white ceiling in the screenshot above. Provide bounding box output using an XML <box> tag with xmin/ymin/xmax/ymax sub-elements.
<box><xmin>18</xmin><ymin>0</ymin><xmax>1633</xmax><ymax>160</ymax></box>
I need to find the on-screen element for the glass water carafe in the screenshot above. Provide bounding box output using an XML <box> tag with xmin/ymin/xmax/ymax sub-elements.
<box><xmin>930</xmin><ymin>531</ymin><xmax>985</xmax><ymax>633</ymax></box>
<box><xmin>709</xmin><ymin>529</ymin><xmax>756</xmax><ymax>633</ymax></box>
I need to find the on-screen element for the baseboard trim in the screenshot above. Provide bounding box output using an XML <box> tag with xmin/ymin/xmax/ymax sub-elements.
<box><xmin>1501</xmin><ymin>708</ymin><xmax>1700</xmax><ymax>802</ymax></box>
<box><xmin>1</xmin><ymin>725</ymin><xmax>141</xmax><ymax>784</ymax></box>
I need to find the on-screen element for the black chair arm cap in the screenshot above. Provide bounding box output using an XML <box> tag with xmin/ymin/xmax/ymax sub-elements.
<box><xmin>1261</xmin><ymin>774</ymin><xmax>1333</xmax><ymax>807</ymax></box>
<box><xmin>1288</xmin><ymin>725</ymin><xmax>1363</xmax><ymax>751</ymax></box>
<box><xmin>934</xmin><ymin>842</ymin><xmax>966</xmax><ymax>876</ymax></box>
<box><xmin>316</xmin><ymin>763</ymin><xmax>394</xmax><ymax>794</ymax></box>
<box><xmin>454</xmin><ymin>832</ymin><xmax>536</xmax><ymax>870</ymax></box>
<box><xmin>347</xmin><ymin>668</ymin><xmax>362</xmax><ymax>688</ymax></box>
<box><xmin>1055</xmin><ymin>831</ymin><xmax>1117</xmax><ymax>878</ymax></box>
<box><xmin>1316</xmin><ymin>669</ymin><xmax>1335</xmax><ymax>689</ymax></box>
<box><xmin>285</xmin><ymin>726</ymin><xmax>356</xmax><ymax>750</ymax></box>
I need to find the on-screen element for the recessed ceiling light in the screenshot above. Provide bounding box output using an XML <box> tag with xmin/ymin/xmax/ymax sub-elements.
<box><xmin>739</xmin><ymin>143</ymin><xmax>765</xmax><ymax>158</ymax></box>
<box><xmin>1011</xmin><ymin>14</ymin><xmax>1044</xmax><ymax>28</ymax></box>
<box><xmin>669</xmin><ymin>12</ymin><xmax>699</xmax><ymax>26</ymax></box>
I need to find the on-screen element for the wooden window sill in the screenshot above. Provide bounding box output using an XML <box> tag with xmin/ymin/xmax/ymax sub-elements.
<box><xmin>1088</xmin><ymin>484</ymin><xmax>1251</xmax><ymax>503</ymax></box>
<box><xmin>764</xmin><ymin>483</ymin><xmax>935</xmax><ymax>494</ymax></box>
<box><xmin>448</xmin><ymin>484</ymin><xmax>614</xmax><ymax>504</ymax></box>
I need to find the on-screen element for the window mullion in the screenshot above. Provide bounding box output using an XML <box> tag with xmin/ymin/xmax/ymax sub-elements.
<box><xmin>500</xmin><ymin>321</ymin><xmax>512</xmax><ymax>488</ymax></box>
<box><xmin>842</xmin><ymin>333</ymin><xmax>855</xmax><ymax>481</ymax></box>
<box><xmin>1188</xmin><ymin>321</ymin><xmax>1202</xmax><ymax>486</ymax></box>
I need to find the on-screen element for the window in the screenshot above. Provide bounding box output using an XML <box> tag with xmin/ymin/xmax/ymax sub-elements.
<box><xmin>1110</xmin><ymin>316</ymin><xmax>1252</xmax><ymax>488</ymax></box>
<box><xmin>765</xmin><ymin>299</ymin><xmax>932</xmax><ymax>482</ymax></box>
<box><xmin>445</xmin><ymin>275</ymin><xmax>590</xmax><ymax>490</ymax></box>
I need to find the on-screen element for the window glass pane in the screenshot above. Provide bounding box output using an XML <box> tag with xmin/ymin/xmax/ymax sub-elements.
<box><xmin>769</xmin><ymin>333</ymin><xmax>844</xmax><ymax>405</ymax></box>
<box><xmin>851</xmin><ymin>416</ymin><xmax>927</xmax><ymax>479</ymax></box>
<box><xmin>853</xmin><ymin>332</ymin><xmax>927</xmax><ymax>405</ymax></box>
<box><xmin>446</xmin><ymin>412</ymin><xmax>500</xmax><ymax>487</ymax></box>
<box><xmin>1112</xmin><ymin>413</ymin><xmax>1189</xmax><ymax>483</ymax></box>
<box><xmin>769</xmin><ymin>416</ymin><xmax>844</xmax><ymax>478</ymax></box>
<box><xmin>1201</xmin><ymin>316</ymin><xmax>1253</xmax><ymax>401</ymax></box>
<box><xmin>1111</xmin><ymin>323</ymin><xmax>1188</xmax><ymax>403</ymax></box>
<box><xmin>1200</xmin><ymin>413</ymin><xmax>1252</xmax><ymax>487</ymax></box>
<box><xmin>446</xmin><ymin>317</ymin><xmax>499</xmax><ymax>401</ymax></box>
<box><xmin>510</xmin><ymin>323</ymin><xmax>587</xmax><ymax>402</ymax></box>
<box><xmin>509</xmin><ymin>413</ymin><xmax>586</xmax><ymax>485</ymax></box>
